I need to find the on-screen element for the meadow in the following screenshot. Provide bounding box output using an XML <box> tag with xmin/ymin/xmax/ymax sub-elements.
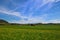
<box><xmin>0</xmin><ymin>24</ymin><xmax>60</xmax><ymax>40</ymax></box>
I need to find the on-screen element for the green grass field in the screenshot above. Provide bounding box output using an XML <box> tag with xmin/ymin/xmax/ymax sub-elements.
<box><xmin>0</xmin><ymin>24</ymin><xmax>60</xmax><ymax>40</ymax></box>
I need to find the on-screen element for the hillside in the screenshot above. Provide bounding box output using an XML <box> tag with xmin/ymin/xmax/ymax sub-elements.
<box><xmin>0</xmin><ymin>19</ymin><xmax>8</xmax><ymax>24</ymax></box>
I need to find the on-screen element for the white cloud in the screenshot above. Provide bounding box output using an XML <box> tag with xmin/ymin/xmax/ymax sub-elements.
<box><xmin>55</xmin><ymin>0</ymin><xmax>60</xmax><ymax>2</ymax></box>
<box><xmin>0</xmin><ymin>8</ymin><xmax>28</xmax><ymax>19</ymax></box>
<box><xmin>0</xmin><ymin>8</ymin><xmax>60</xmax><ymax>24</ymax></box>
<box><xmin>0</xmin><ymin>9</ymin><xmax>20</xmax><ymax>17</ymax></box>
<box><xmin>47</xmin><ymin>19</ymin><xmax>60</xmax><ymax>23</ymax></box>
<box><xmin>10</xmin><ymin>14</ymin><xmax>48</xmax><ymax>24</ymax></box>
<box><xmin>33</xmin><ymin>0</ymin><xmax>54</xmax><ymax>12</ymax></box>
<box><xmin>0</xmin><ymin>0</ymin><xmax>60</xmax><ymax>24</ymax></box>
<box><xmin>43</xmin><ymin>0</ymin><xmax>60</xmax><ymax>3</ymax></box>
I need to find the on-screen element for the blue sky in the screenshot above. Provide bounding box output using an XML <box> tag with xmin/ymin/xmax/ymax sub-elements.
<box><xmin>0</xmin><ymin>0</ymin><xmax>60</xmax><ymax>24</ymax></box>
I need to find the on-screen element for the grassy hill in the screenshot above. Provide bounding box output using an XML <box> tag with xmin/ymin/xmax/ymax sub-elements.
<box><xmin>0</xmin><ymin>19</ymin><xmax>8</xmax><ymax>24</ymax></box>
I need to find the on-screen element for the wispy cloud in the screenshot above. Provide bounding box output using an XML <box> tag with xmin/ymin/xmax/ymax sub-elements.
<box><xmin>0</xmin><ymin>9</ymin><xmax>20</xmax><ymax>16</ymax></box>
<box><xmin>10</xmin><ymin>14</ymin><xmax>48</xmax><ymax>24</ymax></box>
<box><xmin>0</xmin><ymin>7</ymin><xmax>28</xmax><ymax>19</ymax></box>
<box><xmin>55</xmin><ymin>0</ymin><xmax>60</xmax><ymax>2</ymax></box>
<box><xmin>47</xmin><ymin>19</ymin><xmax>60</xmax><ymax>23</ymax></box>
<box><xmin>0</xmin><ymin>0</ymin><xmax>60</xmax><ymax>24</ymax></box>
<box><xmin>0</xmin><ymin>8</ymin><xmax>60</xmax><ymax>24</ymax></box>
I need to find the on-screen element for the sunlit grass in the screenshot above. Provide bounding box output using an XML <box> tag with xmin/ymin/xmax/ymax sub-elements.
<box><xmin>0</xmin><ymin>24</ymin><xmax>60</xmax><ymax>40</ymax></box>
